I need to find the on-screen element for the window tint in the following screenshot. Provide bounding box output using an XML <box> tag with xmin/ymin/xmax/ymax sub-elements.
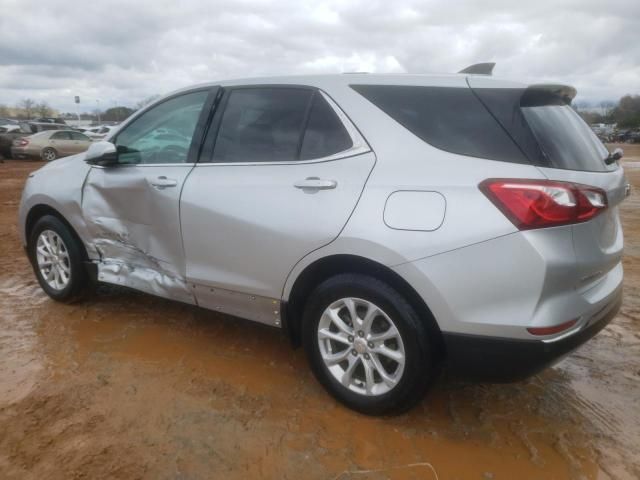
<box><xmin>468</xmin><ymin>87</ymin><xmax>613</xmax><ymax>172</ymax></box>
<box><xmin>213</xmin><ymin>88</ymin><xmax>312</xmax><ymax>163</ymax></box>
<box><xmin>351</xmin><ymin>85</ymin><xmax>527</xmax><ymax>164</ymax></box>
<box><xmin>51</xmin><ymin>131</ymin><xmax>71</xmax><ymax>140</ymax></box>
<box><xmin>70</xmin><ymin>131</ymin><xmax>90</xmax><ymax>141</ymax></box>
<box><xmin>522</xmin><ymin>105</ymin><xmax>611</xmax><ymax>172</ymax></box>
<box><xmin>300</xmin><ymin>94</ymin><xmax>352</xmax><ymax>160</ymax></box>
<box><xmin>115</xmin><ymin>90</ymin><xmax>208</xmax><ymax>164</ymax></box>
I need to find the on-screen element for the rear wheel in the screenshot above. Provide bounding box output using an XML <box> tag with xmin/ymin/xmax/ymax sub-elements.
<box><xmin>302</xmin><ymin>274</ymin><xmax>434</xmax><ymax>415</ymax></box>
<box><xmin>41</xmin><ymin>147</ymin><xmax>57</xmax><ymax>161</ymax></box>
<box><xmin>28</xmin><ymin>215</ymin><xmax>88</xmax><ymax>302</ymax></box>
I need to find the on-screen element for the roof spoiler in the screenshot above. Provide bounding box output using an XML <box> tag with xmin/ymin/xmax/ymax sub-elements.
<box><xmin>458</xmin><ymin>62</ymin><xmax>495</xmax><ymax>75</ymax></box>
<box><xmin>522</xmin><ymin>84</ymin><xmax>577</xmax><ymax>106</ymax></box>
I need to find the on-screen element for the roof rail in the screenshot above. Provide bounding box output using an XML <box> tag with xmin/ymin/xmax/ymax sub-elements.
<box><xmin>458</xmin><ymin>62</ymin><xmax>495</xmax><ymax>75</ymax></box>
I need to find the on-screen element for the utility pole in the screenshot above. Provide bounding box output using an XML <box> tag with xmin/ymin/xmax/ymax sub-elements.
<box><xmin>74</xmin><ymin>96</ymin><xmax>81</xmax><ymax>123</ymax></box>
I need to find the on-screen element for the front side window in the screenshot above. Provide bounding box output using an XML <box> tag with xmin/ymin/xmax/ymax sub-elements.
<box><xmin>115</xmin><ymin>90</ymin><xmax>208</xmax><ymax>164</ymax></box>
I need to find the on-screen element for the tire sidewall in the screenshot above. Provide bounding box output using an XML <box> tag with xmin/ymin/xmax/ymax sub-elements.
<box><xmin>302</xmin><ymin>274</ymin><xmax>432</xmax><ymax>415</ymax></box>
<box><xmin>42</xmin><ymin>148</ymin><xmax>57</xmax><ymax>161</ymax></box>
<box><xmin>28</xmin><ymin>215</ymin><xmax>86</xmax><ymax>301</ymax></box>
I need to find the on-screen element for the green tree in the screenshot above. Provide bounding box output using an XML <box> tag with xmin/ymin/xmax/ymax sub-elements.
<box><xmin>612</xmin><ymin>95</ymin><xmax>640</xmax><ymax>128</ymax></box>
<box><xmin>102</xmin><ymin>106</ymin><xmax>135</xmax><ymax>122</ymax></box>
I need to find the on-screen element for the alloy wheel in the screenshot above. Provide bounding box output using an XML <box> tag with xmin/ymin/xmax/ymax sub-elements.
<box><xmin>36</xmin><ymin>229</ymin><xmax>71</xmax><ymax>290</ymax></box>
<box><xmin>317</xmin><ymin>297</ymin><xmax>406</xmax><ymax>396</ymax></box>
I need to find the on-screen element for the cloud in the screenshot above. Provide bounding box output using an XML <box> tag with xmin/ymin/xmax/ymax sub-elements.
<box><xmin>0</xmin><ymin>0</ymin><xmax>638</xmax><ymax>112</ymax></box>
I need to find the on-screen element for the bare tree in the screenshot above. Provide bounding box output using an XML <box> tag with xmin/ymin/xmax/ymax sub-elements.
<box><xmin>599</xmin><ymin>100</ymin><xmax>616</xmax><ymax>118</ymax></box>
<box><xmin>36</xmin><ymin>101</ymin><xmax>52</xmax><ymax>118</ymax></box>
<box><xmin>17</xmin><ymin>98</ymin><xmax>36</xmax><ymax>119</ymax></box>
<box><xmin>135</xmin><ymin>95</ymin><xmax>160</xmax><ymax>110</ymax></box>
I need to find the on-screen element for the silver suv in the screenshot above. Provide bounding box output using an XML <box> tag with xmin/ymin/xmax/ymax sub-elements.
<box><xmin>18</xmin><ymin>68</ymin><xmax>627</xmax><ymax>414</ymax></box>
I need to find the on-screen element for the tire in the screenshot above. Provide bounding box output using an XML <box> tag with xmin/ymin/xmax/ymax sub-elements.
<box><xmin>41</xmin><ymin>147</ymin><xmax>57</xmax><ymax>161</ymax></box>
<box><xmin>302</xmin><ymin>273</ymin><xmax>434</xmax><ymax>415</ymax></box>
<box><xmin>28</xmin><ymin>215</ymin><xmax>89</xmax><ymax>302</ymax></box>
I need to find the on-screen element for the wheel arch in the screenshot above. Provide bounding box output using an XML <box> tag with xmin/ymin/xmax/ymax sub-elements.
<box><xmin>25</xmin><ymin>204</ymin><xmax>88</xmax><ymax>262</ymax></box>
<box><xmin>283</xmin><ymin>254</ymin><xmax>444</xmax><ymax>358</ymax></box>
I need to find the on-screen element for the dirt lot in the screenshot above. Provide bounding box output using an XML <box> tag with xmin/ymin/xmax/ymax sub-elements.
<box><xmin>0</xmin><ymin>145</ymin><xmax>639</xmax><ymax>479</ymax></box>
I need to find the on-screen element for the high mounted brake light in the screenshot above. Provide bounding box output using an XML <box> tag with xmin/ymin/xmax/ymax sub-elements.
<box><xmin>479</xmin><ymin>179</ymin><xmax>607</xmax><ymax>230</ymax></box>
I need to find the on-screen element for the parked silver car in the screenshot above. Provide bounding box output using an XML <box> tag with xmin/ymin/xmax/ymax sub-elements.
<box><xmin>18</xmin><ymin>68</ymin><xmax>627</xmax><ymax>414</ymax></box>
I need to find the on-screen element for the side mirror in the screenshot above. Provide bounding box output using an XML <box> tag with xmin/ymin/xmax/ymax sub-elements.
<box><xmin>605</xmin><ymin>147</ymin><xmax>623</xmax><ymax>165</ymax></box>
<box><xmin>85</xmin><ymin>141</ymin><xmax>118</xmax><ymax>166</ymax></box>
<box><xmin>611</xmin><ymin>147</ymin><xmax>624</xmax><ymax>162</ymax></box>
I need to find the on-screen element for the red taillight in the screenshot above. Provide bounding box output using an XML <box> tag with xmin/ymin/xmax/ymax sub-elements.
<box><xmin>14</xmin><ymin>138</ymin><xmax>29</xmax><ymax>146</ymax></box>
<box><xmin>479</xmin><ymin>179</ymin><xmax>607</xmax><ymax>230</ymax></box>
<box><xmin>527</xmin><ymin>319</ymin><xmax>577</xmax><ymax>336</ymax></box>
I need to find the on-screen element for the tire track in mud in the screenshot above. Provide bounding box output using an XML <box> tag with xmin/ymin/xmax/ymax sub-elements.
<box><xmin>0</xmin><ymin>275</ymin><xmax>47</xmax><ymax>406</ymax></box>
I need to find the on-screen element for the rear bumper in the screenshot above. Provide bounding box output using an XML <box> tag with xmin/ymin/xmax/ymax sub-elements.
<box><xmin>10</xmin><ymin>146</ymin><xmax>35</xmax><ymax>159</ymax></box>
<box><xmin>442</xmin><ymin>287</ymin><xmax>622</xmax><ymax>382</ymax></box>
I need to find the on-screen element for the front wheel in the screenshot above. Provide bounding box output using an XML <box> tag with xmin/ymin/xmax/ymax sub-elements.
<box><xmin>302</xmin><ymin>274</ymin><xmax>434</xmax><ymax>415</ymax></box>
<box><xmin>28</xmin><ymin>215</ymin><xmax>89</xmax><ymax>302</ymax></box>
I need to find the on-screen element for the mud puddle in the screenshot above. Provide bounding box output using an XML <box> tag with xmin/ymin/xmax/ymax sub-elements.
<box><xmin>1</xmin><ymin>152</ymin><xmax>639</xmax><ymax>479</ymax></box>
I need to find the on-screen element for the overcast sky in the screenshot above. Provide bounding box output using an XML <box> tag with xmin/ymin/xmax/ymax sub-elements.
<box><xmin>1</xmin><ymin>0</ymin><xmax>638</xmax><ymax>113</ymax></box>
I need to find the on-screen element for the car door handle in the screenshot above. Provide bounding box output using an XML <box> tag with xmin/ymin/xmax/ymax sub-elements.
<box><xmin>150</xmin><ymin>176</ymin><xmax>178</xmax><ymax>188</ymax></box>
<box><xmin>294</xmin><ymin>177</ymin><xmax>337</xmax><ymax>190</ymax></box>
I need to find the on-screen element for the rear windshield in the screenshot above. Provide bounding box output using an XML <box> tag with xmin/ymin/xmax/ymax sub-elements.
<box><xmin>472</xmin><ymin>87</ymin><xmax>614</xmax><ymax>172</ymax></box>
<box><xmin>351</xmin><ymin>85</ymin><xmax>528</xmax><ymax>164</ymax></box>
<box><xmin>521</xmin><ymin>104</ymin><xmax>611</xmax><ymax>172</ymax></box>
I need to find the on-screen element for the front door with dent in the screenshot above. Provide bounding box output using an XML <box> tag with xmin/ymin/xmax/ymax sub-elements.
<box><xmin>81</xmin><ymin>88</ymin><xmax>217</xmax><ymax>303</ymax></box>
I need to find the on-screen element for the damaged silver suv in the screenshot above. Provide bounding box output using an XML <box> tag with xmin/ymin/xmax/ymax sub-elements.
<box><xmin>19</xmin><ymin>66</ymin><xmax>626</xmax><ymax>414</ymax></box>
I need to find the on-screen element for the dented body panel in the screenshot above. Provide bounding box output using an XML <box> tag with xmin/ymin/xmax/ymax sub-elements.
<box><xmin>81</xmin><ymin>164</ymin><xmax>196</xmax><ymax>304</ymax></box>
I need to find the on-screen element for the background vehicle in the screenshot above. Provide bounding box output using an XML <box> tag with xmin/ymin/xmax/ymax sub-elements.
<box><xmin>18</xmin><ymin>70</ymin><xmax>626</xmax><ymax>414</ymax></box>
<box><xmin>0</xmin><ymin>122</ymin><xmax>67</xmax><ymax>158</ymax></box>
<box><xmin>11</xmin><ymin>129</ymin><xmax>92</xmax><ymax>160</ymax></box>
<box><xmin>83</xmin><ymin>125</ymin><xmax>118</xmax><ymax>140</ymax></box>
<box><xmin>34</xmin><ymin>117</ymin><xmax>67</xmax><ymax>125</ymax></box>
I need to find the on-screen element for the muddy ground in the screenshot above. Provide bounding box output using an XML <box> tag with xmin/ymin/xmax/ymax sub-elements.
<box><xmin>0</xmin><ymin>145</ymin><xmax>639</xmax><ymax>480</ymax></box>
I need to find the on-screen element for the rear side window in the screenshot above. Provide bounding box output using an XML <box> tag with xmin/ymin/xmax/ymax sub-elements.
<box><xmin>351</xmin><ymin>85</ymin><xmax>527</xmax><ymax>164</ymax></box>
<box><xmin>70</xmin><ymin>131</ymin><xmax>90</xmax><ymax>141</ymax></box>
<box><xmin>213</xmin><ymin>88</ymin><xmax>312</xmax><ymax>163</ymax></box>
<box><xmin>300</xmin><ymin>94</ymin><xmax>352</xmax><ymax>160</ymax></box>
<box><xmin>51</xmin><ymin>131</ymin><xmax>71</xmax><ymax>140</ymax></box>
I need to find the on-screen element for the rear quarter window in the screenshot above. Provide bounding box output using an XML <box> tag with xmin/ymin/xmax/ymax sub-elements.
<box><xmin>299</xmin><ymin>93</ymin><xmax>353</xmax><ymax>160</ymax></box>
<box><xmin>351</xmin><ymin>85</ymin><xmax>528</xmax><ymax>164</ymax></box>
